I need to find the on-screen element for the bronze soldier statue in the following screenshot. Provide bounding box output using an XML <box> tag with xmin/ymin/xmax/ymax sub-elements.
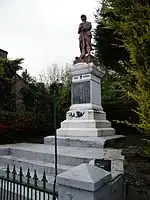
<box><xmin>78</xmin><ymin>14</ymin><xmax>92</xmax><ymax>58</ymax></box>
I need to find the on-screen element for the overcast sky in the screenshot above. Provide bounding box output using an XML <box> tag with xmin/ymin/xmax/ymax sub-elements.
<box><xmin>0</xmin><ymin>0</ymin><xmax>98</xmax><ymax>77</ymax></box>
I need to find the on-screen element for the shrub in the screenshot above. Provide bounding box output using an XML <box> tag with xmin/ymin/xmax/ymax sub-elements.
<box><xmin>0</xmin><ymin>110</ymin><xmax>53</xmax><ymax>144</ymax></box>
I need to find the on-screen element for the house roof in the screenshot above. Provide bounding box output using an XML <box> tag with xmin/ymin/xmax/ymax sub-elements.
<box><xmin>0</xmin><ymin>49</ymin><xmax>8</xmax><ymax>54</ymax></box>
<box><xmin>15</xmin><ymin>73</ymin><xmax>28</xmax><ymax>85</ymax></box>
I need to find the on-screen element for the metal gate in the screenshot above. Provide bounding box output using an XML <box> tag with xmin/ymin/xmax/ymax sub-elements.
<box><xmin>0</xmin><ymin>165</ymin><xmax>58</xmax><ymax>200</ymax></box>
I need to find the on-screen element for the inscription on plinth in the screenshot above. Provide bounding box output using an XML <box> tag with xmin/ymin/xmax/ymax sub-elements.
<box><xmin>72</xmin><ymin>81</ymin><xmax>90</xmax><ymax>104</ymax></box>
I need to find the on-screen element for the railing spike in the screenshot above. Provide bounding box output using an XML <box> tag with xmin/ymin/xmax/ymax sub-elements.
<box><xmin>26</xmin><ymin>168</ymin><xmax>31</xmax><ymax>184</ymax></box>
<box><xmin>6</xmin><ymin>164</ymin><xmax>10</xmax><ymax>178</ymax></box>
<box><xmin>12</xmin><ymin>165</ymin><xmax>17</xmax><ymax>180</ymax></box>
<box><xmin>2</xmin><ymin>165</ymin><xmax>58</xmax><ymax>199</ymax></box>
<box><xmin>33</xmin><ymin>169</ymin><xmax>38</xmax><ymax>186</ymax></box>
<box><xmin>41</xmin><ymin>171</ymin><xmax>48</xmax><ymax>188</ymax></box>
<box><xmin>19</xmin><ymin>166</ymin><xmax>24</xmax><ymax>183</ymax></box>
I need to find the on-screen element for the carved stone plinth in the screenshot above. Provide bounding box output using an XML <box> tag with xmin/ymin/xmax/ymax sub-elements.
<box><xmin>56</xmin><ymin>61</ymin><xmax>115</xmax><ymax>137</ymax></box>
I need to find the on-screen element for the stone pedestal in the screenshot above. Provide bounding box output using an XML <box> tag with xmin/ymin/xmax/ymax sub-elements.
<box><xmin>57</xmin><ymin>62</ymin><xmax>115</xmax><ymax>137</ymax></box>
<box><xmin>57</xmin><ymin>163</ymin><xmax>124</xmax><ymax>200</ymax></box>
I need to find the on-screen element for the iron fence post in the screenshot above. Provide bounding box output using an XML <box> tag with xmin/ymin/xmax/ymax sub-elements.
<box><xmin>53</xmin><ymin>88</ymin><xmax>57</xmax><ymax>200</ymax></box>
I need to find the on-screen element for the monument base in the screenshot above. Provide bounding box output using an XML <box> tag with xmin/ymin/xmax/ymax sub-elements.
<box><xmin>44</xmin><ymin>61</ymin><xmax>125</xmax><ymax>145</ymax></box>
<box><xmin>44</xmin><ymin>135</ymin><xmax>125</xmax><ymax>148</ymax></box>
<box><xmin>57</xmin><ymin>107</ymin><xmax>115</xmax><ymax>137</ymax></box>
<box><xmin>57</xmin><ymin>128</ymin><xmax>115</xmax><ymax>137</ymax></box>
<box><xmin>56</xmin><ymin>61</ymin><xmax>116</xmax><ymax>137</ymax></box>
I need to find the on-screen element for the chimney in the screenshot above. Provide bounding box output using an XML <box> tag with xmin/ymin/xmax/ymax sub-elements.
<box><xmin>0</xmin><ymin>49</ymin><xmax>8</xmax><ymax>58</ymax></box>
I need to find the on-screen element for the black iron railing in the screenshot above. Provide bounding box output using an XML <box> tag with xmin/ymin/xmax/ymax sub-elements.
<box><xmin>0</xmin><ymin>165</ymin><xmax>58</xmax><ymax>200</ymax></box>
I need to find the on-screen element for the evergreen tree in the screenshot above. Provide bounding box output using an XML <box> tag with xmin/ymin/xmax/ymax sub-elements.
<box><xmin>94</xmin><ymin>0</ymin><xmax>150</xmax><ymax>134</ymax></box>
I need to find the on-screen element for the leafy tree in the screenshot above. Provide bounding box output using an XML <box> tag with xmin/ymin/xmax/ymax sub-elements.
<box><xmin>94</xmin><ymin>2</ymin><xmax>133</xmax><ymax>134</ymax></box>
<box><xmin>39</xmin><ymin>63</ymin><xmax>71</xmax><ymax>127</ymax></box>
<box><xmin>0</xmin><ymin>58</ymin><xmax>23</xmax><ymax>111</ymax></box>
<box><xmin>93</xmin><ymin>1</ymin><xmax>129</xmax><ymax>75</ymax></box>
<box><xmin>119</xmin><ymin>2</ymin><xmax>150</xmax><ymax>134</ymax></box>
<box><xmin>21</xmin><ymin>63</ymin><xmax>71</xmax><ymax>136</ymax></box>
<box><xmin>95</xmin><ymin>0</ymin><xmax>150</xmax><ymax>134</ymax></box>
<box><xmin>0</xmin><ymin>60</ymin><xmax>71</xmax><ymax>141</ymax></box>
<box><xmin>0</xmin><ymin>58</ymin><xmax>23</xmax><ymax>80</ymax></box>
<box><xmin>21</xmin><ymin>69</ymin><xmax>35</xmax><ymax>83</ymax></box>
<box><xmin>39</xmin><ymin>63</ymin><xmax>71</xmax><ymax>87</ymax></box>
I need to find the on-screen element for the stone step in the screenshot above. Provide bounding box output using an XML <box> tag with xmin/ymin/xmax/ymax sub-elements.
<box><xmin>44</xmin><ymin>135</ymin><xmax>124</xmax><ymax>148</ymax></box>
<box><xmin>0</xmin><ymin>143</ymin><xmax>124</xmax><ymax>173</ymax></box>
<box><xmin>57</xmin><ymin>127</ymin><xmax>115</xmax><ymax>137</ymax></box>
<box><xmin>9</xmin><ymin>146</ymin><xmax>93</xmax><ymax>166</ymax></box>
<box><xmin>0</xmin><ymin>155</ymin><xmax>72</xmax><ymax>176</ymax></box>
<box><xmin>0</xmin><ymin>148</ymin><xmax>9</xmax><ymax>156</ymax></box>
<box><xmin>61</xmin><ymin>120</ymin><xmax>111</xmax><ymax>129</ymax></box>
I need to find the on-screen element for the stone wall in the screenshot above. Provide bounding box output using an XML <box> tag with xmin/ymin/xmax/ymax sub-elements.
<box><xmin>122</xmin><ymin>145</ymin><xmax>150</xmax><ymax>200</ymax></box>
